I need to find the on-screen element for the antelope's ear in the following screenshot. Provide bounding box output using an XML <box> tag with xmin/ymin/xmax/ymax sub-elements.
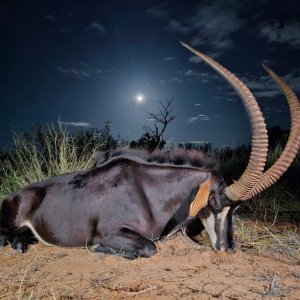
<box><xmin>189</xmin><ymin>177</ymin><xmax>215</xmax><ymax>218</ymax></box>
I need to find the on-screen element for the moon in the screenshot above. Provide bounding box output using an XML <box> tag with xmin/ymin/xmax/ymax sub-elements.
<box><xmin>136</xmin><ymin>94</ymin><xmax>144</xmax><ymax>103</ymax></box>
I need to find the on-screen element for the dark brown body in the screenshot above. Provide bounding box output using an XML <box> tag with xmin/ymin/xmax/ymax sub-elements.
<box><xmin>0</xmin><ymin>153</ymin><xmax>232</xmax><ymax>258</ymax></box>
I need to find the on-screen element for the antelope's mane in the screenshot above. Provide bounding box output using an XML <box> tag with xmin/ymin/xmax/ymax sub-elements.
<box><xmin>94</xmin><ymin>148</ymin><xmax>219</xmax><ymax>171</ymax></box>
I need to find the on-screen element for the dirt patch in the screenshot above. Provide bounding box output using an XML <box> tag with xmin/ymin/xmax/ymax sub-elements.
<box><xmin>0</xmin><ymin>232</ymin><xmax>299</xmax><ymax>300</ymax></box>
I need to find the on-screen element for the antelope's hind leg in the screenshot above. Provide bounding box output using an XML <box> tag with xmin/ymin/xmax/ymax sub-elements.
<box><xmin>94</xmin><ymin>228</ymin><xmax>157</xmax><ymax>259</ymax></box>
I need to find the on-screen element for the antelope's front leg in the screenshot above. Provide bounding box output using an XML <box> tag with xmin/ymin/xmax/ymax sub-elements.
<box><xmin>0</xmin><ymin>231</ymin><xmax>10</xmax><ymax>248</ymax></box>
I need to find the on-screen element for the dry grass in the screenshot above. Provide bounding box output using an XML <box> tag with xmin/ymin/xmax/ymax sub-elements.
<box><xmin>236</xmin><ymin>218</ymin><xmax>300</xmax><ymax>261</ymax></box>
<box><xmin>0</xmin><ymin>125</ymin><xmax>99</xmax><ymax>199</ymax></box>
<box><xmin>17</xmin><ymin>246</ymin><xmax>40</xmax><ymax>300</ymax></box>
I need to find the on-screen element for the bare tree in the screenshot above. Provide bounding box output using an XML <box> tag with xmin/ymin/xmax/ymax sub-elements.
<box><xmin>142</xmin><ymin>98</ymin><xmax>175</xmax><ymax>151</ymax></box>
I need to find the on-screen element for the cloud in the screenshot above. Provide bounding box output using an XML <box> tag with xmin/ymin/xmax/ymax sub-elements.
<box><xmin>187</xmin><ymin>117</ymin><xmax>198</xmax><ymax>123</ymax></box>
<box><xmin>146</xmin><ymin>2</ymin><xmax>171</xmax><ymax>18</ymax></box>
<box><xmin>260</xmin><ymin>59</ymin><xmax>273</xmax><ymax>66</ymax></box>
<box><xmin>167</xmin><ymin>20</ymin><xmax>192</xmax><ymax>34</ymax></box>
<box><xmin>258</xmin><ymin>20</ymin><xmax>300</xmax><ymax>48</ymax></box>
<box><xmin>184</xmin><ymin>69</ymin><xmax>201</xmax><ymax>77</ymax></box>
<box><xmin>189</xmin><ymin>56</ymin><xmax>202</xmax><ymax>64</ymax></box>
<box><xmin>187</xmin><ymin>114</ymin><xmax>210</xmax><ymax>123</ymax></box>
<box><xmin>162</xmin><ymin>2</ymin><xmax>244</xmax><ymax>55</ymax></box>
<box><xmin>147</xmin><ymin>2</ymin><xmax>249</xmax><ymax>56</ymax></box>
<box><xmin>59</xmin><ymin>121</ymin><xmax>91</xmax><ymax>128</ymax></box>
<box><xmin>169</xmin><ymin>77</ymin><xmax>182</xmax><ymax>83</ymax></box>
<box><xmin>241</xmin><ymin>76</ymin><xmax>281</xmax><ymax>98</ymax></box>
<box><xmin>44</xmin><ymin>14</ymin><xmax>55</xmax><ymax>22</ymax></box>
<box><xmin>165</xmin><ymin>56</ymin><xmax>175</xmax><ymax>61</ymax></box>
<box><xmin>88</xmin><ymin>22</ymin><xmax>106</xmax><ymax>35</ymax></box>
<box><xmin>263</xmin><ymin>105</ymin><xmax>287</xmax><ymax>115</ymax></box>
<box><xmin>57</xmin><ymin>66</ymin><xmax>91</xmax><ymax>79</ymax></box>
<box><xmin>254</xmin><ymin>90</ymin><xmax>281</xmax><ymax>98</ymax></box>
<box><xmin>183</xmin><ymin>70</ymin><xmax>211</xmax><ymax>83</ymax></box>
<box><xmin>57</xmin><ymin>61</ymin><xmax>120</xmax><ymax>80</ymax></box>
<box><xmin>188</xmin><ymin>2</ymin><xmax>244</xmax><ymax>51</ymax></box>
<box><xmin>290</xmin><ymin>74</ymin><xmax>300</xmax><ymax>91</ymax></box>
<box><xmin>198</xmin><ymin>114</ymin><xmax>210</xmax><ymax>121</ymax></box>
<box><xmin>242</xmin><ymin>70</ymin><xmax>300</xmax><ymax>98</ymax></box>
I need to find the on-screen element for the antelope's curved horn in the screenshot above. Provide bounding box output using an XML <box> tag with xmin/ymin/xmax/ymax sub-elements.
<box><xmin>180</xmin><ymin>42</ymin><xmax>268</xmax><ymax>201</ymax></box>
<box><xmin>242</xmin><ymin>66</ymin><xmax>300</xmax><ymax>200</ymax></box>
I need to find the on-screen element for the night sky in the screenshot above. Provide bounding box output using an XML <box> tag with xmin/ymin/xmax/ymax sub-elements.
<box><xmin>1</xmin><ymin>0</ymin><xmax>300</xmax><ymax>148</ymax></box>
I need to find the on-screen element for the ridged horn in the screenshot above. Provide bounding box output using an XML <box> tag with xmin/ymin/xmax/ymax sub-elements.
<box><xmin>180</xmin><ymin>42</ymin><xmax>269</xmax><ymax>201</ymax></box>
<box><xmin>242</xmin><ymin>65</ymin><xmax>300</xmax><ymax>200</ymax></box>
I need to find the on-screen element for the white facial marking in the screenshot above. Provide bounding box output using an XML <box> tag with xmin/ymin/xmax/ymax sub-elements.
<box><xmin>217</xmin><ymin>207</ymin><xmax>230</xmax><ymax>228</ymax></box>
<box><xmin>20</xmin><ymin>220</ymin><xmax>54</xmax><ymax>247</ymax></box>
<box><xmin>216</xmin><ymin>207</ymin><xmax>230</xmax><ymax>251</ymax></box>
<box><xmin>200</xmin><ymin>213</ymin><xmax>217</xmax><ymax>250</ymax></box>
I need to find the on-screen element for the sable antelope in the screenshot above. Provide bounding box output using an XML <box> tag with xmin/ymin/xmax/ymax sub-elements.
<box><xmin>0</xmin><ymin>43</ymin><xmax>299</xmax><ymax>259</ymax></box>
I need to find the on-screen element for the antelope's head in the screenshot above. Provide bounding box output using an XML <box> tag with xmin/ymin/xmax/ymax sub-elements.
<box><xmin>182</xmin><ymin>42</ymin><xmax>300</xmax><ymax>251</ymax></box>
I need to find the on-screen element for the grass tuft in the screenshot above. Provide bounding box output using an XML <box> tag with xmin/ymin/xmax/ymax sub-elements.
<box><xmin>0</xmin><ymin>125</ymin><xmax>99</xmax><ymax>199</ymax></box>
<box><xmin>236</xmin><ymin>218</ymin><xmax>300</xmax><ymax>261</ymax></box>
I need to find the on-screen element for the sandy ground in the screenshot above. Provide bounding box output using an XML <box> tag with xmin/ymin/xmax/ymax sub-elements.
<box><xmin>0</xmin><ymin>230</ymin><xmax>299</xmax><ymax>300</ymax></box>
